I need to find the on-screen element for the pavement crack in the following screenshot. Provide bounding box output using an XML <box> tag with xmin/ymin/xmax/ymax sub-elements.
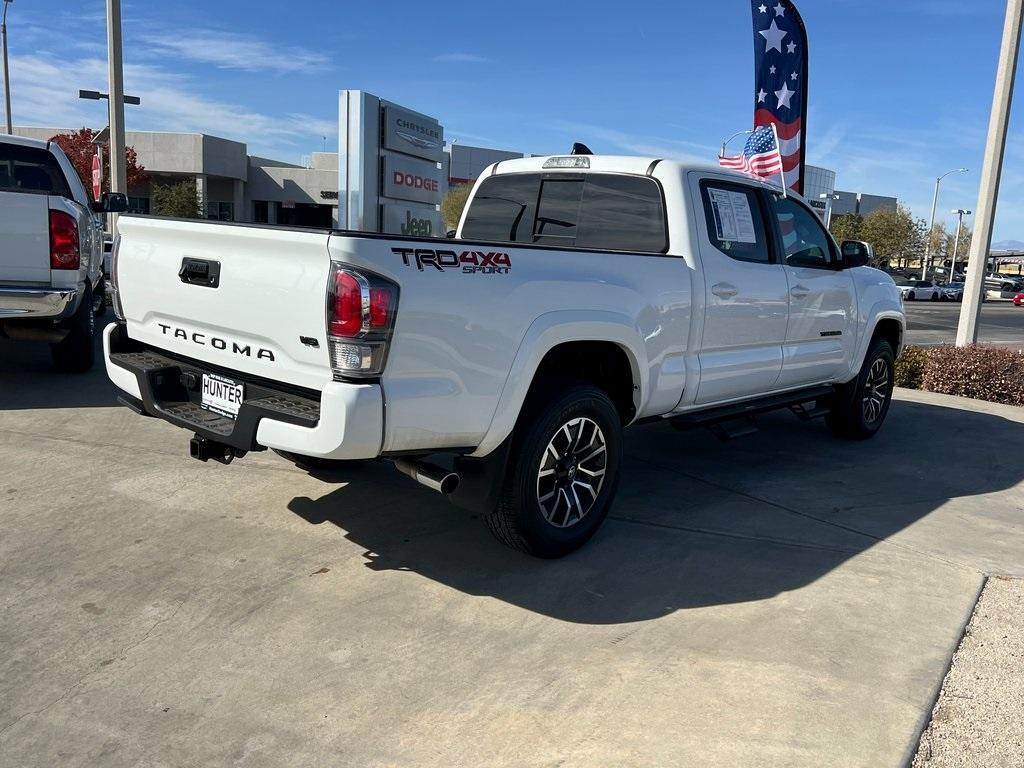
<box><xmin>0</xmin><ymin>595</ymin><xmax>188</xmax><ymax>740</ymax></box>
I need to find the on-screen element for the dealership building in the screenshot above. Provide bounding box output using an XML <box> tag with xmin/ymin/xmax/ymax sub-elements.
<box><xmin>15</xmin><ymin>125</ymin><xmax>896</xmax><ymax>230</ymax></box>
<box><xmin>14</xmin><ymin>126</ymin><xmax>341</xmax><ymax>228</ymax></box>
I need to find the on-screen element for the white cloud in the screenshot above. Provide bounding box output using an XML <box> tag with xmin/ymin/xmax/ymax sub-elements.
<box><xmin>433</xmin><ymin>53</ymin><xmax>489</xmax><ymax>63</ymax></box>
<box><xmin>140</xmin><ymin>30</ymin><xmax>332</xmax><ymax>74</ymax></box>
<box><xmin>8</xmin><ymin>53</ymin><xmax>335</xmax><ymax>161</ymax></box>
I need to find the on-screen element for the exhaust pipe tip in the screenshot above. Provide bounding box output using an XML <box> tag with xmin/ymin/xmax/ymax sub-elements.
<box><xmin>393</xmin><ymin>458</ymin><xmax>460</xmax><ymax>495</ymax></box>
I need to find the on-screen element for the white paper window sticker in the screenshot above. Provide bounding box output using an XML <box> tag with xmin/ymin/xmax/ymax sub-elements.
<box><xmin>708</xmin><ymin>188</ymin><xmax>758</xmax><ymax>244</ymax></box>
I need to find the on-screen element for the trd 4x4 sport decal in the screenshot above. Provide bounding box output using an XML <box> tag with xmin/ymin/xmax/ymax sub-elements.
<box><xmin>393</xmin><ymin>248</ymin><xmax>511</xmax><ymax>274</ymax></box>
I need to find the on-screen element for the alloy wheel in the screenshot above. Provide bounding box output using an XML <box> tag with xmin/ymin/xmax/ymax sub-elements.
<box><xmin>862</xmin><ymin>357</ymin><xmax>891</xmax><ymax>424</ymax></box>
<box><xmin>536</xmin><ymin>417</ymin><xmax>607</xmax><ymax>528</ymax></box>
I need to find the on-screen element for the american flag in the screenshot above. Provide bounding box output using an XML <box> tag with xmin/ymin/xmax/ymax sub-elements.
<box><xmin>719</xmin><ymin>126</ymin><xmax>784</xmax><ymax>179</ymax></box>
<box><xmin>751</xmin><ymin>0</ymin><xmax>808</xmax><ymax>194</ymax></box>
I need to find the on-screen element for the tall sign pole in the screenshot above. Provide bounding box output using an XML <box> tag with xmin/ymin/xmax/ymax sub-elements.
<box><xmin>2</xmin><ymin>0</ymin><xmax>13</xmax><ymax>134</ymax></box>
<box><xmin>106</xmin><ymin>0</ymin><xmax>127</xmax><ymax>228</ymax></box>
<box><xmin>957</xmin><ymin>0</ymin><xmax>1023</xmax><ymax>346</ymax></box>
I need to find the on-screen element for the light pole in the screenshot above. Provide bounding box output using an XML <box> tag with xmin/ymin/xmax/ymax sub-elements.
<box><xmin>922</xmin><ymin>167</ymin><xmax>969</xmax><ymax>279</ymax></box>
<box><xmin>105</xmin><ymin>0</ymin><xmax>126</xmax><ymax>231</ymax></box>
<box><xmin>949</xmin><ymin>208</ymin><xmax>971</xmax><ymax>283</ymax></box>
<box><xmin>2</xmin><ymin>0</ymin><xmax>13</xmax><ymax>134</ymax></box>
<box><xmin>819</xmin><ymin>192</ymin><xmax>840</xmax><ymax>229</ymax></box>
<box><xmin>958</xmin><ymin>0</ymin><xmax>1023</xmax><ymax>346</ymax></box>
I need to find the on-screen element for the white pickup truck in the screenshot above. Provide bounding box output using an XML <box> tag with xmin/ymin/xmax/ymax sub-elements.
<box><xmin>0</xmin><ymin>135</ymin><xmax>127</xmax><ymax>371</ymax></box>
<box><xmin>105</xmin><ymin>154</ymin><xmax>905</xmax><ymax>557</ymax></box>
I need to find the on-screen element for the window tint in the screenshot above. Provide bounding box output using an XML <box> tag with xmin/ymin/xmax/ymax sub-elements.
<box><xmin>533</xmin><ymin>178</ymin><xmax>583</xmax><ymax>246</ymax></box>
<box><xmin>577</xmin><ymin>175</ymin><xmax>666</xmax><ymax>252</ymax></box>
<box><xmin>770</xmin><ymin>195</ymin><xmax>837</xmax><ymax>269</ymax></box>
<box><xmin>701</xmin><ymin>183</ymin><xmax>771</xmax><ymax>264</ymax></box>
<box><xmin>461</xmin><ymin>173</ymin><xmax>539</xmax><ymax>243</ymax></box>
<box><xmin>0</xmin><ymin>143</ymin><xmax>72</xmax><ymax>198</ymax></box>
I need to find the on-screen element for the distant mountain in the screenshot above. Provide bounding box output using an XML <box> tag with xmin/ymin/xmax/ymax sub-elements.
<box><xmin>992</xmin><ymin>240</ymin><xmax>1024</xmax><ymax>251</ymax></box>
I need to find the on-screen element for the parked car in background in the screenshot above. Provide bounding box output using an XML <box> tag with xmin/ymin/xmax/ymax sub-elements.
<box><xmin>941</xmin><ymin>283</ymin><xmax>965</xmax><ymax>302</ymax></box>
<box><xmin>0</xmin><ymin>134</ymin><xmax>126</xmax><ymax>371</ymax></box>
<box><xmin>896</xmin><ymin>280</ymin><xmax>942</xmax><ymax>301</ymax></box>
<box><xmin>105</xmin><ymin>154</ymin><xmax>906</xmax><ymax>557</ymax></box>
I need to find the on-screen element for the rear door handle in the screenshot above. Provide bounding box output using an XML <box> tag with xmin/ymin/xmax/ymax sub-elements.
<box><xmin>711</xmin><ymin>282</ymin><xmax>738</xmax><ymax>299</ymax></box>
<box><xmin>790</xmin><ymin>284</ymin><xmax>810</xmax><ymax>299</ymax></box>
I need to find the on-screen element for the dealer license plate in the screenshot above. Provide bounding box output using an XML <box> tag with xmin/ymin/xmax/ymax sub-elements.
<box><xmin>201</xmin><ymin>373</ymin><xmax>244</xmax><ymax>419</ymax></box>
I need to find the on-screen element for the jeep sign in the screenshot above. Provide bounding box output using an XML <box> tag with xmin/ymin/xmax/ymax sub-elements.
<box><xmin>382</xmin><ymin>104</ymin><xmax>444</xmax><ymax>163</ymax></box>
<box><xmin>381</xmin><ymin>203</ymin><xmax>443</xmax><ymax>238</ymax></box>
<box><xmin>382</xmin><ymin>153</ymin><xmax>444</xmax><ymax>205</ymax></box>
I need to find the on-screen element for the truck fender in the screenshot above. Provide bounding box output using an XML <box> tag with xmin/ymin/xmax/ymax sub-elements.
<box><xmin>470</xmin><ymin>310</ymin><xmax>648</xmax><ymax>458</ymax></box>
<box><xmin>851</xmin><ymin>308</ymin><xmax>905</xmax><ymax>378</ymax></box>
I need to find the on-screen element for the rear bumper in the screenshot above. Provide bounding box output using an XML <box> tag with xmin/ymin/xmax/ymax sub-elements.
<box><xmin>0</xmin><ymin>286</ymin><xmax>80</xmax><ymax>320</ymax></box>
<box><xmin>103</xmin><ymin>323</ymin><xmax>383</xmax><ymax>460</ymax></box>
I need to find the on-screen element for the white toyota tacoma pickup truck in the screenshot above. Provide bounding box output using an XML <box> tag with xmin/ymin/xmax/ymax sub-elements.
<box><xmin>105</xmin><ymin>154</ymin><xmax>905</xmax><ymax>557</ymax></box>
<box><xmin>0</xmin><ymin>134</ymin><xmax>127</xmax><ymax>371</ymax></box>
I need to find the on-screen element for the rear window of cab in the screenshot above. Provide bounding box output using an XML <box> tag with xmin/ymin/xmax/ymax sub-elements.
<box><xmin>461</xmin><ymin>172</ymin><xmax>668</xmax><ymax>253</ymax></box>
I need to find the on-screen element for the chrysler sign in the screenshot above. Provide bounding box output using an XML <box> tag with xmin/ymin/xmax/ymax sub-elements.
<box><xmin>382</xmin><ymin>104</ymin><xmax>444</xmax><ymax>163</ymax></box>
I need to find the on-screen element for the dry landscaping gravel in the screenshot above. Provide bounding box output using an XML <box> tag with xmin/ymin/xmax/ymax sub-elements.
<box><xmin>912</xmin><ymin>576</ymin><xmax>1024</xmax><ymax>767</ymax></box>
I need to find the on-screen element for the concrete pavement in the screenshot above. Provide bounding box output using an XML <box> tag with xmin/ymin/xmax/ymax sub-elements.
<box><xmin>2</xmin><ymin>320</ymin><xmax>1024</xmax><ymax>767</ymax></box>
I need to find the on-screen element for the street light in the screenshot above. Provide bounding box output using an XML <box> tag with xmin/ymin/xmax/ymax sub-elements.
<box><xmin>2</xmin><ymin>0</ymin><xmax>13</xmax><ymax>134</ymax></box>
<box><xmin>922</xmin><ymin>167</ymin><xmax>969</xmax><ymax>279</ymax></box>
<box><xmin>949</xmin><ymin>208</ymin><xmax>972</xmax><ymax>283</ymax></box>
<box><xmin>819</xmin><ymin>192</ymin><xmax>840</xmax><ymax>229</ymax></box>
<box><xmin>79</xmin><ymin>89</ymin><xmax>141</xmax><ymax>105</ymax></box>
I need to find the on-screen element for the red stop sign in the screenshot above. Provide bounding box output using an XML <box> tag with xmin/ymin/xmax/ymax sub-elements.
<box><xmin>92</xmin><ymin>153</ymin><xmax>102</xmax><ymax>202</ymax></box>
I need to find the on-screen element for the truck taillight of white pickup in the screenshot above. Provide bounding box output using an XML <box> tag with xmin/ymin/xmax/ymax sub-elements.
<box><xmin>326</xmin><ymin>263</ymin><xmax>398</xmax><ymax>379</ymax></box>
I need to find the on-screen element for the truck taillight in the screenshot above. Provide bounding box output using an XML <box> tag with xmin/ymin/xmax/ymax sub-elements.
<box><xmin>110</xmin><ymin>234</ymin><xmax>125</xmax><ymax>320</ymax></box>
<box><xmin>49</xmin><ymin>210</ymin><xmax>80</xmax><ymax>270</ymax></box>
<box><xmin>327</xmin><ymin>264</ymin><xmax>397</xmax><ymax>378</ymax></box>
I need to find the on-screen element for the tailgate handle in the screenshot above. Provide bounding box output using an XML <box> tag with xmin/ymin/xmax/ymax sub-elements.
<box><xmin>179</xmin><ymin>258</ymin><xmax>220</xmax><ymax>288</ymax></box>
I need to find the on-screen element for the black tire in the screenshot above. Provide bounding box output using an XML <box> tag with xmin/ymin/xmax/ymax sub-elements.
<box><xmin>50</xmin><ymin>285</ymin><xmax>96</xmax><ymax>373</ymax></box>
<box><xmin>907</xmin><ymin>291</ymin><xmax>915</xmax><ymax>301</ymax></box>
<box><xmin>92</xmin><ymin>279</ymin><xmax>107</xmax><ymax>316</ymax></box>
<box><xmin>826</xmin><ymin>339</ymin><xmax>895</xmax><ymax>440</ymax></box>
<box><xmin>486</xmin><ymin>385</ymin><xmax>622</xmax><ymax>558</ymax></box>
<box><xmin>930</xmin><ymin>291</ymin><xmax>940</xmax><ymax>301</ymax></box>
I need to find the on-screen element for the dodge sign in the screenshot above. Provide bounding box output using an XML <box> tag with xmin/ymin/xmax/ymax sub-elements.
<box><xmin>382</xmin><ymin>153</ymin><xmax>444</xmax><ymax>205</ymax></box>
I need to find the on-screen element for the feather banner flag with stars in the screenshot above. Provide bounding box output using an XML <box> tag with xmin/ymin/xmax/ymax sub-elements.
<box><xmin>752</xmin><ymin>0</ymin><xmax>809</xmax><ymax>195</ymax></box>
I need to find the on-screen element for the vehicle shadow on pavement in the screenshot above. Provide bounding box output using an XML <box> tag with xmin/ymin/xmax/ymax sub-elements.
<box><xmin>0</xmin><ymin>311</ymin><xmax>117</xmax><ymax>411</ymax></box>
<box><xmin>286</xmin><ymin>399</ymin><xmax>1024</xmax><ymax>624</ymax></box>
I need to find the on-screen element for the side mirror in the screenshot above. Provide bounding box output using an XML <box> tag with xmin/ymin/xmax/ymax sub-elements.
<box><xmin>841</xmin><ymin>240</ymin><xmax>872</xmax><ymax>268</ymax></box>
<box><xmin>91</xmin><ymin>192</ymin><xmax>129</xmax><ymax>214</ymax></box>
<box><xmin>446</xmin><ymin>229</ymin><xmax>457</xmax><ymax>239</ymax></box>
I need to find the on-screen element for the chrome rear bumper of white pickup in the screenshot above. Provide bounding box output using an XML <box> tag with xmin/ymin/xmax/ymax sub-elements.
<box><xmin>0</xmin><ymin>287</ymin><xmax>78</xmax><ymax>319</ymax></box>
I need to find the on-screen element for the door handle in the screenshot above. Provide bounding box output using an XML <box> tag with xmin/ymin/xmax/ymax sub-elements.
<box><xmin>711</xmin><ymin>282</ymin><xmax>738</xmax><ymax>299</ymax></box>
<box><xmin>790</xmin><ymin>285</ymin><xmax>810</xmax><ymax>299</ymax></box>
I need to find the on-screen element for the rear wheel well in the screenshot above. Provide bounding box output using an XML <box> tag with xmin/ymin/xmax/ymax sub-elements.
<box><xmin>871</xmin><ymin>318</ymin><xmax>902</xmax><ymax>354</ymax></box>
<box><xmin>526</xmin><ymin>341</ymin><xmax>637</xmax><ymax>423</ymax></box>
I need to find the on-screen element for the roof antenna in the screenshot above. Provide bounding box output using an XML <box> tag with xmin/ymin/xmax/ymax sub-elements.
<box><xmin>571</xmin><ymin>142</ymin><xmax>593</xmax><ymax>155</ymax></box>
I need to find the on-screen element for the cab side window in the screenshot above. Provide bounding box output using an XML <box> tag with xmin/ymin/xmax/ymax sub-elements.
<box><xmin>460</xmin><ymin>173</ymin><xmax>540</xmax><ymax>243</ymax></box>
<box><xmin>770</xmin><ymin>196</ymin><xmax>838</xmax><ymax>269</ymax></box>
<box><xmin>700</xmin><ymin>182</ymin><xmax>772</xmax><ymax>264</ymax></box>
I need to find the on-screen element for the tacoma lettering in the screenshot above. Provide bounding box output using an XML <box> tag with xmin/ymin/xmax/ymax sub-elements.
<box><xmin>157</xmin><ymin>323</ymin><xmax>275</xmax><ymax>361</ymax></box>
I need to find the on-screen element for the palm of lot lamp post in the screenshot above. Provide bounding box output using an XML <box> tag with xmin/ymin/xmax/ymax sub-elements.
<box><xmin>923</xmin><ymin>168</ymin><xmax>969</xmax><ymax>280</ymax></box>
<box><xmin>949</xmin><ymin>209</ymin><xmax>971</xmax><ymax>283</ymax></box>
<box><xmin>2</xmin><ymin>0</ymin><xmax>13</xmax><ymax>135</ymax></box>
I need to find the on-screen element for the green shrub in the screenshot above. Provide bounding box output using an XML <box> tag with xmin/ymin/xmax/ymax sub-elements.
<box><xmin>895</xmin><ymin>345</ymin><xmax>928</xmax><ymax>389</ymax></box>
<box><xmin>922</xmin><ymin>346</ymin><xmax>1024</xmax><ymax>407</ymax></box>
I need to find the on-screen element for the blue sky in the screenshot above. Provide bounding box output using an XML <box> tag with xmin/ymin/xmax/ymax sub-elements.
<box><xmin>8</xmin><ymin>0</ymin><xmax>1024</xmax><ymax>240</ymax></box>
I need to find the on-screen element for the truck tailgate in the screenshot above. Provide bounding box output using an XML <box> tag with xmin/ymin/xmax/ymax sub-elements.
<box><xmin>0</xmin><ymin>191</ymin><xmax>50</xmax><ymax>283</ymax></box>
<box><xmin>116</xmin><ymin>217</ymin><xmax>334</xmax><ymax>391</ymax></box>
